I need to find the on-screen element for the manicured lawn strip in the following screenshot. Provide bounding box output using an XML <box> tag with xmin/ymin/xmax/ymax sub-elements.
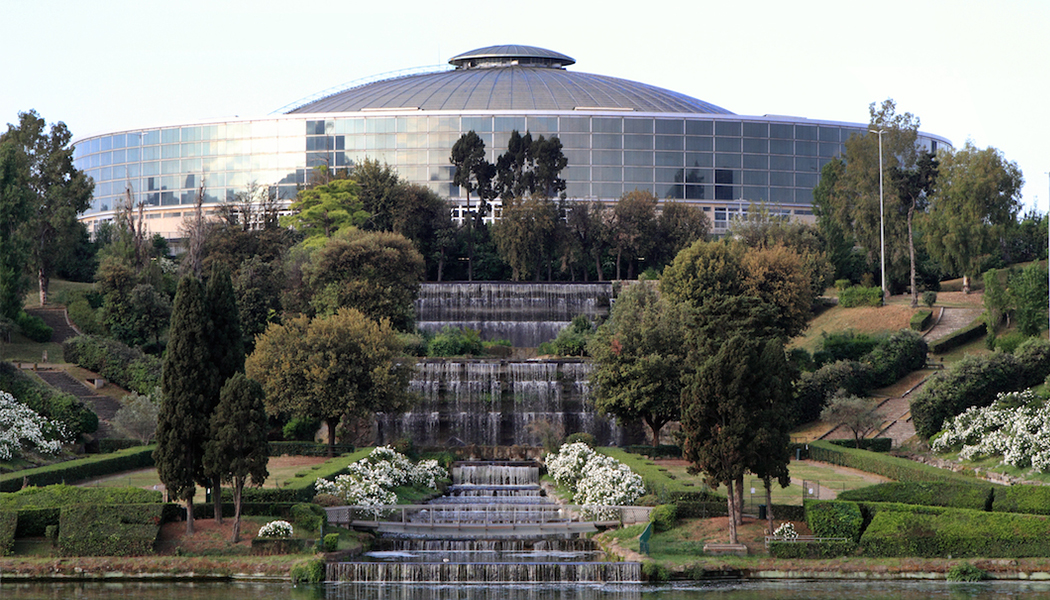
<box><xmin>0</xmin><ymin>446</ymin><xmax>157</xmax><ymax>492</ymax></box>
<box><xmin>838</xmin><ymin>482</ymin><xmax>994</xmax><ymax>511</ymax></box>
<box><xmin>598</xmin><ymin>447</ymin><xmax>719</xmax><ymax>501</ymax></box>
<box><xmin>860</xmin><ymin>507</ymin><xmax>1050</xmax><ymax>558</ymax></box>
<box><xmin>236</xmin><ymin>447</ymin><xmax>372</xmax><ymax>503</ymax></box>
<box><xmin>807</xmin><ymin>441</ymin><xmax>975</xmax><ymax>484</ymax></box>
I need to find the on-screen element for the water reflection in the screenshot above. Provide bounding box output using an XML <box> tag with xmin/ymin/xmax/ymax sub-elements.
<box><xmin>7</xmin><ymin>580</ymin><xmax>1050</xmax><ymax>600</ymax></box>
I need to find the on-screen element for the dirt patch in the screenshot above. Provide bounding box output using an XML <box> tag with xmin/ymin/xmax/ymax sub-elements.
<box><xmin>671</xmin><ymin>516</ymin><xmax>811</xmax><ymax>555</ymax></box>
<box><xmin>266</xmin><ymin>456</ymin><xmax>329</xmax><ymax>469</ymax></box>
<box><xmin>156</xmin><ymin>517</ymin><xmax>262</xmax><ymax>555</ymax></box>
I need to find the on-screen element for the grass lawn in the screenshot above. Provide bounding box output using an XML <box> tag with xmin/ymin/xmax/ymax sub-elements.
<box><xmin>791</xmin><ymin>303</ymin><xmax>919</xmax><ymax>354</ymax></box>
<box><xmin>23</xmin><ymin>279</ymin><xmax>95</xmax><ymax>310</ymax></box>
<box><xmin>0</xmin><ymin>333</ymin><xmax>64</xmax><ymax>364</ymax></box>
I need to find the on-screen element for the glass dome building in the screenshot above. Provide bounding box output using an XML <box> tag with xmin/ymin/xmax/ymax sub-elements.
<box><xmin>73</xmin><ymin>44</ymin><xmax>950</xmax><ymax>238</ymax></box>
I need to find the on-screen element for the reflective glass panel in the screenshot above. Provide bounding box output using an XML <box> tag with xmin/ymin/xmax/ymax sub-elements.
<box><xmin>161</xmin><ymin>128</ymin><xmax>180</xmax><ymax>143</ymax></box>
<box><xmin>624</xmin><ymin>167</ymin><xmax>653</xmax><ymax>183</ymax></box>
<box><xmin>715</xmin><ymin>153</ymin><xmax>741</xmax><ymax>168</ymax></box>
<box><xmin>795</xmin><ymin>188</ymin><xmax>814</xmax><ymax>203</ymax></box>
<box><xmin>560</xmin><ymin>117</ymin><xmax>589</xmax><ymax>132</ymax></box>
<box><xmin>686</xmin><ymin>152</ymin><xmax>713</xmax><ymax>168</ymax></box>
<box><xmin>770</xmin><ymin>123</ymin><xmax>793</xmax><ymax>139</ymax></box>
<box><xmin>715</xmin><ymin>121</ymin><xmax>741</xmax><ymax>137</ymax></box>
<box><xmin>624</xmin><ymin>151</ymin><xmax>653</xmax><ymax>166</ymax></box>
<box><xmin>743</xmin><ymin>171</ymin><xmax>768</xmax><ymax>185</ymax></box>
<box><xmin>593</xmin><ymin>134</ymin><xmax>622</xmax><ymax>150</ymax></box>
<box><xmin>656</xmin><ymin>135</ymin><xmax>682</xmax><ymax>151</ymax></box>
<box><xmin>595</xmin><ymin>167</ymin><xmax>622</xmax><ymax>181</ymax></box>
<box><xmin>743</xmin><ymin>122</ymin><xmax>768</xmax><ymax>137</ymax></box>
<box><xmin>796</xmin><ymin>141</ymin><xmax>817</xmax><ymax>156</ymax></box>
<box><xmin>559</xmin><ymin>133</ymin><xmax>590</xmax><ymax>148</ymax></box>
<box><xmin>770</xmin><ymin>155</ymin><xmax>793</xmax><ymax>170</ymax></box>
<box><xmin>770</xmin><ymin>139</ymin><xmax>793</xmax><ymax>155</ymax></box>
<box><xmin>563</xmin><ymin>166</ymin><xmax>590</xmax><ymax>181</ymax></box>
<box><xmin>593</xmin><ymin>118</ymin><xmax>622</xmax><ymax>133</ymax></box>
<box><xmin>715</xmin><ymin>137</ymin><xmax>741</xmax><ymax>153</ymax></box>
<box><xmin>527</xmin><ymin>116</ymin><xmax>558</xmax><ymax>132</ymax></box>
<box><xmin>796</xmin><ymin>173</ymin><xmax>818</xmax><ymax>187</ymax></box>
<box><xmin>494</xmin><ymin>116</ymin><xmax>526</xmax><ymax>132</ymax></box>
<box><xmin>820</xmin><ymin>143</ymin><xmax>840</xmax><ymax>158</ymax></box>
<box><xmin>595</xmin><ymin>182</ymin><xmax>623</xmax><ymax>198</ymax></box>
<box><xmin>461</xmin><ymin>116</ymin><xmax>492</xmax><ymax>132</ymax></box>
<box><xmin>624</xmin><ymin>119</ymin><xmax>652</xmax><ymax>134</ymax></box>
<box><xmin>655</xmin><ymin>152</ymin><xmax>682</xmax><ymax>167</ymax></box>
<box><xmin>685</xmin><ymin>136</ymin><xmax>712</xmax><ymax>152</ymax></box>
<box><xmin>655</xmin><ymin>119</ymin><xmax>683</xmax><ymax>135</ymax></box>
<box><xmin>743</xmin><ymin>154</ymin><xmax>768</xmax><ymax>169</ymax></box>
<box><xmin>796</xmin><ymin>157</ymin><xmax>819</xmax><ymax>172</ymax></box>
<box><xmin>143</xmin><ymin>130</ymin><xmax>161</xmax><ymax>145</ymax></box>
<box><xmin>624</xmin><ymin>134</ymin><xmax>652</xmax><ymax>150</ymax></box>
<box><xmin>743</xmin><ymin>138</ymin><xmax>768</xmax><ymax>153</ymax></box>
<box><xmin>593</xmin><ymin>150</ymin><xmax>622</xmax><ymax>166</ymax></box>
<box><xmin>686</xmin><ymin>120</ymin><xmax>713</xmax><ymax>135</ymax></box>
<box><xmin>743</xmin><ymin>186</ymin><xmax>768</xmax><ymax>201</ymax></box>
<box><xmin>819</xmin><ymin>126</ymin><xmax>840</xmax><ymax>142</ymax></box>
<box><xmin>770</xmin><ymin>171</ymin><xmax>793</xmax><ymax>186</ymax></box>
<box><xmin>796</xmin><ymin>125</ymin><xmax>817</xmax><ymax>140</ymax></box>
<box><xmin>655</xmin><ymin>167</ymin><xmax>683</xmax><ymax>183</ymax></box>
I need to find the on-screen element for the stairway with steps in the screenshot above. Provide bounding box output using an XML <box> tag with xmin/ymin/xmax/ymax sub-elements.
<box><xmin>33</xmin><ymin>369</ymin><xmax>122</xmax><ymax>438</ymax></box>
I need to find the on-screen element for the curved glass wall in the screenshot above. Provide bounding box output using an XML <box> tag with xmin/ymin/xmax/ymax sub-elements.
<box><xmin>74</xmin><ymin>113</ymin><xmax>949</xmax><ymax>235</ymax></box>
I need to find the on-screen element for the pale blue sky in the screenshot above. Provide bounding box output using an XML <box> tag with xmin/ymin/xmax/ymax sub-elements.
<box><xmin>3</xmin><ymin>0</ymin><xmax>1047</xmax><ymax>210</ymax></box>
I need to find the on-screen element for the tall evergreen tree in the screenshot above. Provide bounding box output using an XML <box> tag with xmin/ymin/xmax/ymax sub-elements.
<box><xmin>203</xmin><ymin>373</ymin><xmax>269</xmax><ymax>543</ymax></box>
<box><xmin>203</xmin><ymin>263</ymin><xmax>245</xmax><ymax>522</ymax></box>
<box><xmin>0</xmin><ymin>140</ymin><xmax>31</xmax><ymax>320</ymax></box>
<box><xmin>155</xmin><ymin>276</ymin><xmax>212</xmax><ymax>534</ymax></box>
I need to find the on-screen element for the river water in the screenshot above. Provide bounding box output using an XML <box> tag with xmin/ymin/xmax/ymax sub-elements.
<box><xmin>7</xmin><ymin>580</ymin><xmax>1050</xmax><ymax>600</ymax></box>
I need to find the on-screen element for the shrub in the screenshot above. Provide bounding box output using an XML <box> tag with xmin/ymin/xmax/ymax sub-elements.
<box><xmin>860</xmin><ymin>507</ymin><xmax>1050</xmax><ymax>558</ymax></box>
<box><xmin>928</xmin><ymin>321</ymin><xmax>987</xmax><ymax>354</ymax></box>
<box><xmin>911</xmin><ymin>352</ymin><xmax>1024</xmax><ymax>439</ymax></box>
<box><xmin>565</xmin><ymin>432</ymin><xmax>596</xmax><ymax>447</ymax></box>
<box><xmin>16</xmin><ymin>312</ymin><xmax>53</xmax><ymax>343</ymax></box>
<box><xmin>993</xmin><ymin>485</ymin><xmax>1050</xmax><ymax>516</ymax></box>
<box><xmin>1015</xmin><ymin>338</ymin><xmax>1050</xmax><ymax>388</ymax></box>
<box><xmin>291</xmin><ymin>503</ymin><xmax>326</xmax><ymax>534</ymax></box>
<box><xmin>426</xmin><ymin>326</ymin><xmax>483</xmax><ymax>357</ymax></box>
<box><xmin>0</xmin><ymin>362</ymin><xmax>97</xmax><ymax>439</ymax></box>
<box><xmin>947</xmin><ymin>562</ymin><xmax>987</xmax><ymax>581</ymax></box>
<box><xmin>910</xmin><ymin>310</ymin><xmax>933</xmax><ymax>332</ymax></box>
<box><xmin>834</xmin><ymin>279</ymin><xmax>852</xmax><ymax>291</ymax></box>
<box><xmin>838</xmin><ymin>482</ymin><xmax>993</xmax><ymax>511</ymax></box>
<box><xmin>62</xmin><ymin>335</ymin><xmax>161</xmax><ymax>394</ymax></box>
<box><xmin>0</xmin><ymin>446</ymin><xmax>157</xmax><ymax>492</ymax></box>
<box><xmin>813</xmin><ymin>331</ymin><xmax>881</xmax><ymax>367</ymax></box>
<box><xmin>769</xmin><ymin>539</ymin><xmax>855</xmax><ymax>559</ymax></box>
<box><xmin>323</xmin><ymin>533</ymin><xmax>339</xmax><ymax>552</ymax></box>
<box><xmin>827</xmin><ymin>438</ymin><xmax>892</xmax><ymax>452</ymax></box>
<box><xmin>0</xmin><ymin>511</ymin><xmax>14</xmax><ymax>556</ymax></box>
<box><xmin>864</xmin><ymin>329</ymin><xmax>927</xmax><ymax>387</ymax></box>
<box><xmin>67</xmin><ymin>296</ymin><xmax>103</xmax><ymax>335</ymax></box>
<box><xmin>283</xmin><ymin>417</ymin><xmax>320</xmax><ymax>442</ymax></box>
<box><xmin>805</xmin><ymin>500</ymin><xmax>863</xmax><ymax>542</ymax></box>
<box><xmin>291</xmin><ymin>557</ymin><xmax>326</xmax><ymax>583</ymax></box>
<box><xmin>540</xmin><ymin>315</ymin><xmax>594</xmax><ymax>357</ymax></box>
<box><xmin>923</xmin><ymin>291</ymin><xmax>937</xmax><ymax>308</ymax></box>
<box><xmin>807</xmin><ymin>441</ymin><xmax>974</xmax><ymax>484</ymax></box>
<box><xmin>995</xmin><ymin>331</ymin><xmax>1027</xmax><ymax>354</ymax></box>
<box><xmin>641</xmin><ymin>560</ymin><xmax>670</xmax><ymax>582</ymax></box>
<box><xmin>57</xmin><ymin>504</ymin><xmax>166</xmax><ymax>556</ymax></box>
<box><xmin>794</xmin><ymin>360</ymin><xmax>871</xmax><ymax>424</ymax></box>
<box><xmin>649</xmin><ymin>504</ymin><xmax>677</xmax><ymax>532</ymax></box>
<box><xmin>838</xmin><ymin>286</ymin><xmax>883</xmax><ymax>308</ymax></box>
<box><xmin>258</xmin><ymin>520</ymin><xmax>294</xmax><ymax>538</ymax></box>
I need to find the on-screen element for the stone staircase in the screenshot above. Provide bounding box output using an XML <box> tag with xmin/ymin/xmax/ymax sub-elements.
<box><xmin>25</xmin><ymin>307</ymin><xmax>79</xmax><ymax>345</ymax></box>
<box><xmin>34</xmin><ymin>369</ymin><xmax>122</xmax><ymax>438</ymax></box>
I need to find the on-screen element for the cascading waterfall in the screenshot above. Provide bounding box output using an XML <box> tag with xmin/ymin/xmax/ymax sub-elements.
<box><xmin>328</xmin><ymin>461</ymin><xmax>641</xmax><ymax>584</ymax></box>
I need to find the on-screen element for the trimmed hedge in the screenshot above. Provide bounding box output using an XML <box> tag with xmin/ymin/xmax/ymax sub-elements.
<box><xmin>993</xmin><ymin>486</ymin><xmax>1050</xmax><ymax>516</ymax></box>
<box><xmin>928</xmin><ymin>321</ymin><xmax>986</xmax><ymax>354</ymax></box>
<box><xmin>805</xmin><ymin>500</ymin><xmax>863</xmax><ymax>542</ymax></box>
<box><xmin>0</xmin><ymin>446</ymin><xmax>156</xmax><ymax>492</ymax></box>
<box><xmin>838</xmin><ymin>482</ymin><xmax>994</xmax><ymax>511</ymax></box>
<box><xmin>0</xmin><ymin>484</ymin><xmax>163</xmax><ymax>509</ymax></box>
<box><xmin>0</xmin><ymin>511</ymin><xmax>14</xmax><ymax>555</ymax></box>
<box><xmin>838</xmin><ymin>286</ymin><xmax>883</xmax><ymax>308</ymax></box>
<box><xmin>675</xmin><ymin>501</ymin><xmax>729</xmax><ymax>518</ymax></box>
<box><xmin>826</xmin><ymin>438</ymin><xmax>892</xmax><ymax>453</ymax></box>
<box><xmin>860</xmin><ymin>507</ymin><xmax>1050</xmax><ymax>558</ymax></box>
<box><xmin>625</xmin><ymin>445</ymin><xmax>682</xmax><ymax>459</ymax></box>
<box><xmin>58</xmin><ymin>503</ymin><xmax>168</xmax><ymax>556</ymax></box>
<box><xmin>269</xmin><ymin>441</ymin><xmax>355</xmax><ymax>457</ymax></box>
<box><xmin>910</xmin><ymin>309</ymin><xmax>933</xmax><ymax>332</ymax></box>
<box><xmin>807</xmin><ymin>441</ymin><xmax>975</xmax><ymax>484</ymax></box>
<box><xmin>769</xmin><ymin>539</ymin><xmax>855</xmax><ymax>558</ymax></box>
<box><xmin>62</xmin><ymin>335</ymin><xmax>161</xmax><ymax>394</ymax></box>
<box><xmin>251</xmin><ymin>537</ymin><xmax>309</xmax><ymax>555</ymax></box>
<box><xmin>14</xmin><ymin>507</ymin><xmax>59</xmax><ymax>537</ymax></box>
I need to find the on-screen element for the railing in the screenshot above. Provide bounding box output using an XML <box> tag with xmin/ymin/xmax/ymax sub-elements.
<box><xmin>326</xmin><ymin>504</ymin><xmax>651</xmax><ymax>527</ymax></box>
<box><xmin>764</xmin><ymin>535</ymin><xmax>849</xmax><ymax>549</ymax></box>
<box><xmin>638</xmin><ymin>522</ymin><xmax>653</xmax><ymax>555</ymax></box>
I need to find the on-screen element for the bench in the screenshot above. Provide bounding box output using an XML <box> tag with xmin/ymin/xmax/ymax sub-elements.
<box><xmin>703</xmin><ymin>543</ymin><xmax>748</xmax><ymax>556</ymax></box>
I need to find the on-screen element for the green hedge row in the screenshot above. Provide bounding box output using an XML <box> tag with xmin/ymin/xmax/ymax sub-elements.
<box><xmin>269</xmin><ymin>442</ymin><xmax>355</xmax><ymax>457</ymax></box>
<box><xmin>826</xmin><ymin>438</ymin><xmax>892</xmax><ymax>453</ymax></box>
<box><xmin>807</xmin><ymin>441</ymin><xmax>974</xmax><ymax>484</ymax></box>
<box><xmin>0</xmin><ymin>362</ymin><xmax>98</xmax><ymax>439</ymax></box>
<box><xmin>928</xmin><ymin>321</ymin><xmax>987</xmax><ymax>354</ymax></box>
<box><xmin>0</xmin><ymin>484</ymin><xmax>163</xmax><ymax>509</ymax></box>
<box><xmin>251</xmin><ymin>537</ymin><xmax>310</xmax><ymax>555</ymax></box>
<box><xmin>0</xmin><ymin>446</ymin><xmax>157</xmax><ymax>492</ymax></box>
<box><xmin>224</xmin><ymin>447</ymin><xmax>372</xmax><ymax>503</ymax></box>
<box><xmin>838</xmin><ymin>286</ymin><xmax>883</xmax><ymax>308</ymax></box>
<box><xmin>993</xmin><ymin>486</ymin><xmax>1050</xmax><ymax>516</ymax></box>
<box><xmin>62</xmin><ymin>335</ymin><xmax>162</xmax><ymax>394</ymax></box>
<box><xmin>676</xmin><ymin>501</ymin><xmax>728</xmax><ymax>519</ymax></box>
<box><xmin>910</xmin><ymin>310</ymin><xmax>933</xmax><ymax>332</ymax></box>
<box><xmin>805</xmin><ymin>500</ymin><xmax>863</xmax><ymax>542</ymax></box>
<box><xmin>57</xmin><ymin>503</ymin><xmax>170</xmax><ymax>556</ymax></box>
<box><xmin>769</xmin><ymin>539</ymin><xmax>855</xmax><ymax>559</ymax></box>
<box><xmin>624</xmin><ymin>445</ymin><xmax>682</xmax><ymax>459</ymax></box>
<box><xmin>838</xmin><ymin>482</ymin><xmax>994</xmax><ymax>512</ymax></box>
<box><xmin>860</xmin><ymin>507</ymin><xmax>1050</xmax><ymax>558</ymax></box>
<box><xmin>0</xmin><ymin>511</ymin><xmax>14</xmax><ymax>555</ymax></box>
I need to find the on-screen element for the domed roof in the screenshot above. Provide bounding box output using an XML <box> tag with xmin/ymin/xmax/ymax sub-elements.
<box><xmin>287</xmin><ymin>45</ymin><xmax>733</xmax><ymax>115</ymax></box>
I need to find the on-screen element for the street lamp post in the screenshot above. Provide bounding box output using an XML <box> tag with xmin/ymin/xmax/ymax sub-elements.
<box><xmin>870</xmin><ymin>129</ymin><xmax>887</xmax><ymax>300</ymax></box>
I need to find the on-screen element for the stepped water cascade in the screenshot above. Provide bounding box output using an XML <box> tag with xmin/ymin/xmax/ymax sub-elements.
<box><xmin>328</xmin><ymin>461</ymin><xmax>641</xmax><ymax>584</ymax></box>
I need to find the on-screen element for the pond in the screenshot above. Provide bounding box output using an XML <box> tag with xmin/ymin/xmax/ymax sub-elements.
<box><xmin>6</xmin><ymin>580</ymin><xmax>1050</xmax><ymax>600</ymax></box>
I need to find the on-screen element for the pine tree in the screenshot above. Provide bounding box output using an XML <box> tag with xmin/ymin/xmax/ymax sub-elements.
<box><xmin>154</xmin><ymin>275</ymin><xmax>212</xmax><ymax>534</ymax></box>
<box><xmin>203</xmin><ymin>373</ymin><xmax>268</xmax><ymax>543</ymax></box>
<box><xmin>203</xmin><ymin>263</ymin><xmax>245</xmax><ymax>522</ymax></box>
<box><xmin>0</xmin><ymin>140</ymin><xmax>31</xmax><ymax>320</ymax></box>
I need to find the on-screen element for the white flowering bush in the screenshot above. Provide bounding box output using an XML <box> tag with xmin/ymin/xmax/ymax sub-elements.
<box><xmin>545</xmin><ymin>442</ymin><xmax>645</xmax><ymax>508</ymax></box>
<box><xmin>0</xmin><ymin>390</ymin><xmax>66</xmax><ymax>461</ymax></box>
<box><xmin>931</xmin><ymin>390</ymin><xmax>1050</xmax><ymax>472</ymax></box>
<box><xmin>258</xmin><ymin>520</ymin><xmax>294</xmax><ymax>538</ymax></box>
<box><xmin>315</xmin><ymin>446</ymin><xmax>448</xmax><ymax>508</ymax></box>
<box><xmin>773</xmin><ymin>522</ymin><xmax>798</xmax><ymax>540</ymax></box>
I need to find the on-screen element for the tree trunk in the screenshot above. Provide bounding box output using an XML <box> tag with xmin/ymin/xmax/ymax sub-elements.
<box><xmin>212</xmin><ymin>477</ymin><xmax>223</xmax><ymax>524</ymax></box>
<box><xmin>648</xmin><ymin>420</ymin><xmax>662</xmax><ymax>447</ymax></box>
<box><xmin>326</xmin><ymin>417</ymin><xmax>338</xmax><ymax>457</ymax></box>
<box><xmin>764</xmin><ymin>477</ymin><xmax>774</xmax><ymax>535</ymax></box>
<box><xmin>466</xmin><ymin>194</ymin><xmax>474</xmax><ymax>282</ymax></box>
<box><xmin>595</xmin><ymin>254</ymin><xmax>604</xmax><ymax>282</ymax></box>
<box><xmin>615</xmin><ymin>248</ymin><xmax>622</xmax><ymax>281</ymax></box>
<box><xmin>725</xmin><ymin>479</ymin><xmax>738</xmax><ymax>544</ymax></box>
<box><xmin>38</xmin><ymin>268</ymin><xmax>48</xmax><ymax>306</ymax></box>
<box><xmin>735</xmin><ymin>475</ymin><xmax>745</xmax><ymax>526</ymax></box>
<box><xmin>185</xmin><ymin>492</ymin><xmax>195</xmax><ymax>536</ymax></box>
<box><xmin>231</xmin><ymin>477</ymin><xmax>243</xmax><ymax>543</ymax></box>
<box><xmin>908</xmin><ymin>203</ymin><xmax>918</xmax><ymax>308</ymax></box>
<box><xmin>963</xmin><ymin>274</ymin><xmax>971</xmax><ymax>294</ymax></box>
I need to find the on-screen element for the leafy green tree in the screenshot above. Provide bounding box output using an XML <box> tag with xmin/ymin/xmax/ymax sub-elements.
<box><xmin>1011</xmin><ymin>262</ymin><xmax>1048</xmax><ymax>337</ymax></box>
<box><xmin>610</xmin><ymin>190</ymin><xmax>659</xmax><ymax>280</ymax></box>
<box><xmin>2</xmin><ymin>110</ymin><xmax>94</xmax><ymax>306</ymax></box>
<box><xmin>0</xmin><ymin>139</ymin><xmax>31</xmax><ymax>320</ymax></box>
<box><xmin>203</xmin><ymin>373</ymin><xmax>269</xmax><ymax>543</ymax></box>
<box><xmin>820</xmin><ymin>391</ymin><xmax>883</xmax><ymax>449</ymax></box>
<box><xmin>925</xmin><ymin>142</ymin><xmax>1024</xmax><ymax>293</ymax></box>
<box><xmin>589</xmin><ymin>283</ymin><xmax>689</xmax><ymax>444</ymax></box>
<box><xmin>814</xmin><ymin>158</ymin><xmax>866</xmax><ymax>283</ymax></box>
<box><xmin>892</xmin><ymin>149</ymin><xmax>938</xmax><ymax>306</ymax></box>
<box><xmin>651</xmin><ymin>201</ymin><xmax>709</xmax><ymax>269</ymax></box>
<box><xmin>741</xmin><ymin>244</ymin><xmax>813</xmax><ymax>339</ymax></box>
<box><xmin>233</xmin><ymin>256</ymin><xmax>282</xmax><ymax>354</ymax></box>
<box><xmin>304</xmin><ymin>229</ymin><xmax>424</xmax><ymax>331</ymax></box>
<box><xmin>280</xmin><ymin>178</ymin><xmax>369</xmax><ymax>241</ymax></box>
<box><xmin>494</xmin><ymin>131</ymin><xmax>568</xmax><ymax>200</ymax></box>
<box><xmin>352</xmin><ymin>158</ymin><xmax>402</xmax><ymax>231</ymax></box>
<box><xmin>128</xmin><ymin>283</ymin><xmax>172</xmax><ymax>347</ymax></box>
<box><xmin>564</xmin><ymin>201</ymin><xmax>609</xmax><ymax>281</ymax></box>
<box><xmin>450</xmin><ymin>131</ymin><xmax>496</xmax><ymax>281</ymax></box>
<box><xmin>246</xmin><ymin>307</ymin><xmax>413</xmax><ymax>455</ymax></box>
<box><xmin>112</xmin><ymin>387</ymin><xmax>162</xmax><ymax>443</ymax></box>
<box><xmin>660</xmin><ymin>239</ymin><xmax>745</xmax><ymax>310</ymax></box>
<box><xmin>492</xmin><ymin>195</ymin><xmax>559</xmax><ymax>281</ymax></box>
<box><xmin>983</xmin><ymin>268</ymin><xmax>1011</xmax><ymax>332</ymax></box>
<box><xmin>155</xmin><ymin>276</ymin><xmax>214</xmax><ymax>534</ymax></box>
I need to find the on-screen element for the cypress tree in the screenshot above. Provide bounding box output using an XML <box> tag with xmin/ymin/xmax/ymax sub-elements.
<box><xmin>203</xmin><ymin>263</ymin><xmax>244</xmax><ymax>522</ymax></box>
<box><xmin>155</xmin><ymin>275</ymin><xmax>212</xmax><ymax>534</ymax></box>
<box><xmin>204</xmin><ymin>373</ymin><xmax>268</xmax><ymax>543</ymax></box>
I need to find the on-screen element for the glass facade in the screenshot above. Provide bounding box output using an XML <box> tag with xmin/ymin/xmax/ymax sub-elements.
<box><xmin>74</xmin><ymin>113</ymin><xmax>949</xmax><ymax>236</ymax></box>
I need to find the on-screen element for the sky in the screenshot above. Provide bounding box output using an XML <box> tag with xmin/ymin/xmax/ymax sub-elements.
<box><xmin>3</xmin><ymin>0</ymin><xmax>1048</xmax><ymax>211</ymax></box>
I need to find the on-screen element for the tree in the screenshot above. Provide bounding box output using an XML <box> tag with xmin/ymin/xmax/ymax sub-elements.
<box><xmin>304</xmin><ymin>229</ymin><xmax>425</xmax><ymax>331</ymax></box>
<box><xmin>651</xmin><ymin>201</ymin><xmax>709</xmax><ymax>269</ymax></box>
<box><xmin>680</xmin><ymin>334</ymin><xmax>790</xmax><ymax>543</ymax></box>
<box><xmin>2</xmin><ymin>110</ymin><xmax>94</xmax><ymax>305</ymax></box>
<box><xmin>610</xmin><ymin>190</ymin><xmax>659</xmax><ymax>280</ymax></box>
<box><xmin>450</xmin><ymin>131</ymin><xmax>495</xmax><ymax>281</ymax></box>
<box><xmin>741</xmin><ymin>244</ymin><xmax>813</xmax><ymax>339</ymax></box>
<box><xmin>925</xmin><ymin>142</ymin><xmax>1024</xmax><ymax>293</ymax></box>
<box><xmin>660</xmin><ymin>239</ymin><xmax>745</xmax><ymax>310</ymax></box>
<box><xmin>492</xmin><ymin>195</ymin><xmax>559</xmax><ymax>281</ymax></box>
<box><xmin>353</xmin><ymin>158</ymin><xmax>402</xmax><ymax>232</ymax></box>
<box><xmin>820</xmin><ymin>391</ymin><xmax>883</xmax><ymax>449</ymax></box>
<box><xmin>246</xmin><ymin>307</ymin><xmax>413</xmax><ymax>455</ymax></box>
<box><xmin>892</xmin><ymin>150</ymin><xmax>938</xmax><ymax>306</ymax></box>
<box><xmin>564</xmin><ymin>201</ymin><xmax>609</xmax><ymax>281</ymax></box>
<box><xmin>113</xmin><ymin>387</ymin><xmax>162</xmax><ymax>443</ymax></box>
<box><xmin>1011</xmin><ymin>262</ymin><xmax>1049</xmax><ymax>337</ymax></box>
<box><xmin>280</xmin><ymin>178</ymin><xmax>369</xmax><ymax>241</ymax></box>
<box><xmin>819</xmin><ymin>100</ymin><xmax>922</xmax><ymax>293</ymax></box>
<box><xmin>589</xmin><ymin>283</ymin><xmax>689</xmax><ymax>444</ymax></box>
<box><xmin>154</xmin><ymin>276</ymin><xmax>213</xmax><ymax>534</ymax></box>
<box><xmin>233</xmin><ymin>256</ymin><xmax>283</xmax><ymax>354</ymax></box>
<box><xmin>0</xmin><ymin>139</ymin><xmax>31</xmax><ymax>320</ymax></box>
<box><xmin>203</xmin><ymin>262</ymin><xmax>245</xmax><ymax>522</ymax></box>
<box><xmin>128</xmin><ymin>283</ymin><xmax>172</xmax><ymax>347</ymax></box>
<box><xmin>203</xmin><ymin>373</ymin><xmax>269</xmax><ymax>543</ymax></box>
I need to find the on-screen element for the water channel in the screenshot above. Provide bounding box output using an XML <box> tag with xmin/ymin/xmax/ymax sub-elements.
<box><xmin>7</xmin><ymin>580</ymin><xmax>1050</xmax><ymax>600</ymax></box>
